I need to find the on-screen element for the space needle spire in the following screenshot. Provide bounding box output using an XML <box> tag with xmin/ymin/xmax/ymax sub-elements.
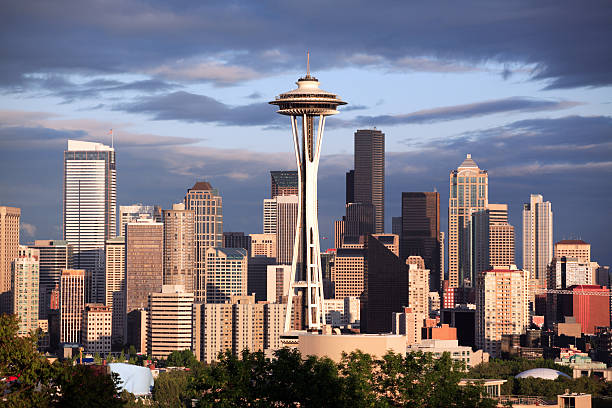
<box><xmin>270</xmin><ymin>57</ymin><xmax>347</xmax><ymax>331</ymax></box>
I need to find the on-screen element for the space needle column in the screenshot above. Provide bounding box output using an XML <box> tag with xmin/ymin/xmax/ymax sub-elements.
<box><xmin>270</xmin><ymin>59</ymin><xmax>346</xmax><ymax>331</ymax></box>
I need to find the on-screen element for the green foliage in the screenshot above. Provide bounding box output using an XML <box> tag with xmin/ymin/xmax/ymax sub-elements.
<box><xmin>165</xmin><ymin>349</ymin><xmax>201</xmax><ymax>369</ymax></box>
<box><xmin>469</xmin><ymin>357</ymin><xmax>572</xmax><ymax>379</ymax></box>
<box><xmin>54</xmin><ymin>364</ymin><xmax>124</xmax><ymax>408</ymax></box>
<box><xmin>151</xmin><ymin>370</ymin><xmax>193</xmax><ymax>407</ymax></box>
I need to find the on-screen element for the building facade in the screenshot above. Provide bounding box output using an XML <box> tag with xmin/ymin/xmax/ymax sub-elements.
<box><xmin>29</xmin><ymin>240</ymin><xmax>72</xmax><ymax>320</ymax></box>
<box><xmin>12</xmin><ymin>246</ymin><xmax>39</xmax><ymax>336</ymax></box>
<box><xmin>353</xmin><ymin>129</ymin><xmax>385</xmax><ymax>234</ymax></box>
<box><xmin>275</xmin><ymin>195</ymin><xmax>298</xmax><ymax>265</ymax></box>
<box><xmin>119</xmin><ymin>204</ymin><xmax>160</xmax><ymax>236</ymax></box>
<box><xmin>105</xmin><ymin>236</ymin><xmax>125</xmax><ymax>345</ymax></box>
<box><xmin>163</xmin><ymin>203</ymin><xmax>195</xmax><ymax>292</ymax></box>
<box><xmin>148</xmin><ymin>285</ymin><xmax>194</xmax><ymax>358</ymax></box>
<box><xmin>81</xmin><ymin>303</ymin><xmax>112</xmax><ymax>354</ymax></box>
<box><xmin>249</xmin><ymin>233</ymin><xmax>276</xmax><ymax>258</ymax></box>
<box><xmin>223</xmin><ymin>232</ymin><xmax>252</xmax><ymax>254</ymax></box>
<box><xmin>407</xmin><ymin>256</ymin><xmax>430</xmax><ymax>317</ymax></box>
<box><xmin>331</xmin><ymin>249</ymin><xmax>366</xmax><ymax>299</ymax></box>
<box><xmin>471</xmin><ymin>204</ymin><xmax>515</xmax><ymax>279</ymax></box>
<box><xmin>184</xmin><ymin>181</ymin><xmax>223</xmax><ymax>302</ymax></box>
<box><xmin>263</xmin><ymin>198</ymin><xmax>277</xmax><ymax>235</ymax></box>
<box><xmin>0</xmin><ymin>206</ymin><xmax>20</xmax><ymax>314</ymax></box>
<box><xmin>554</xmin><ymin>240</ymin><xmax>590</xmax><ymax>263</ymax></box>
<box><xmin>205</xmin><ymin>247</ymin><xmax>248</xmax><ymax>303</ymax></box>
<box><xmin>60</xmin><ymin>269</ymin><xmax>85</xmax><ymax>345</ymax></box>
<box><xmin>522</xmin><ymin>194</ymin><xmax>553</xmax><ymax>288</ymax></box>
<box><xmin>63</xmin><ymin>140</ymin><xmax>116</xmax><ymax>304</ymax></box>
<box><xmin>449</xmin><ymin>154</ymin><xmax>488</xmax><ymax>288</ymax></box>
<box><xmin>270</xmin><ymin>170</ymin><xmax>298</xmax><ymax>198</ymax></box>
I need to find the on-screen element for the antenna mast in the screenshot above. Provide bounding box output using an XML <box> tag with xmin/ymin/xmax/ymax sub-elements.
<box><xmin>306</xmin><ymin>51</ymin><xmax>310</xmax><ymax>77</ymax></box>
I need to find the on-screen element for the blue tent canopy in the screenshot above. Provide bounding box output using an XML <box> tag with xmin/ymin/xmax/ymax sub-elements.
<box><xmin>108</xmin><ymin>363</ymin><xmax>154</xmax><ymax>396</ymax></box>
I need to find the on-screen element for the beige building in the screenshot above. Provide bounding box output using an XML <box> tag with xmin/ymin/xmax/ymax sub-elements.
<box><xmin>119</xmin><ymin>204</ymin><xmax>159</xmax><ymax>236</ymax></box>
<box><xmin>266</xmin><ymin>264</ymin><xmax>291</xmax><ymax>303</ymax></box>
<box><xmin>275</xmin><ymin>195</ymin><xmax>298</xmax><ymax>265</ymax></box>
<box><xmin>263</xmin><ymin>198</ymin><xmax>277</xmax><ymax>235</ymax></box>
<box><xmin>0</xmin><ymin>206</ymin><xmax>20</xmax><ymax>314</ymax></box>
<box><xmin>407</xmin><ymin>256</ymin><xmax>429</xmax><ymax>317</ymax></box>
<box><xmin>372</xmin><ymin>234</ymin><xmax>399</xmax><ymax>256</ymax></box>
<box><xmin>232</xmin><ymin>295</ymin><xmax>265</xmax><ymax>355</ymax></box>
<box><xmin>205</xmin><ymin>247</ymin><xmax>247</xmax><ymax>303</ymax></box>
<box><xmin>408</xmin><ymin>339</ymin><xmax>489</xmax><ymax>369</ymax></box>
<box><xmin>29</xmin><ymin>240</ymin><xmax>72</xmax><ymax>320</ymax></box>
<box><xmin>392</xmin><ymin>307</ymin><xmax>424</xmax><ymax>346</ymax></box>
<box><xmin>334</xmin><ymin>219</ymin><xmax>345</xmax><ymax>249</ymax></box>
<box><xmin>323</xmin><ymin>297</ymin><xmax>360</xmax><ymax>327</ymax></box>
<box><xmin>12</xmin><ymin>246</ymin><xmax>39</xmax><ymax>336</ymax></box>
<box><xmin>448</xmin><ymin>155</ymin><xmax>488</xmax><ymax>288</ymax></box>
<box><xmin>148</xmin><ymin>285</ymin><xmax>194</xmax><ymax>358</ymax></box>
<box><xmin>331</xmin><ymin>249</ymin><xmax>366</xmax><ymax>299</ymax></box>
<box><xmin>184</xmin><ymin>181</ymin><xmax>223</xmax><ymax>302</ymax></box>
<box><xmin>476</xmin><ymin>265</ymin><xmax>529</xmax><ymax>357</ymax></box>
<box><xmin>192</xmin><ymin>302</ymin><xmax>233</xmax><ymax>364</ymax></box>
<box><xmin>105</xmin><ymin>236</ymin><xmax>125</xmax><ymax>345</ymax></box>
<box><xmin>60</xmin><ymin>269</ymin><xmax>85</xmax><ymax>344</ymax></box>
<box><xmin>163</xmin><ymin>203</ymin><xmax>195</xmax><ymax>292</ymax></box>
<box><xmin>249</xmin><ymin>233</ymin><xmax>276</xmax><ymax>258</ymax></box>
<box><xmin>523</xmin><ymin>194</ymin><xmax>553</xmax><ymax>288</ymax></box>
<box><xmin>472</xmin><ymin>204</ymin><xmax>515</xmax><ymax>277</ymax></box>
<box><xmin>297</xmin><ymin>332</ymin><xmax>405</xmax><ymax>362</ymax></box>
<box><xmin>81</xmin><ymin>303</ymin><xmax>111</xmax><ymax>354</ymax></box>
<box><xmin>264</xmin><ymin>302</ymin><xmax>287</xmax><ymax>350</ymax></box>
<box><xmin>554</xmin><ymin>240</ymin><xmax>590</xmax><ymax>263</ymax></box>
<box><xmin>548</xmin><ymin>257</ymin><xmax>592</xmax><ymax>288</ymax></box>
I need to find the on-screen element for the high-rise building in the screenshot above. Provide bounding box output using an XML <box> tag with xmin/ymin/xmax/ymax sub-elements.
<box><xmin>475</xmin><ymin>265</ymin><xmax>529</xmax><ymax>357</ymax></box>
<box><xmin>223</xmin><ymin>232</ymin><xmax>252</xmax><ymax>254</ymax></box>
<box><xmin>232</xmin><ymin>295</ymin><xmax>265</xmax><ymax>355</ymax></box>
<box><xmin>331</xmin><ymin>249</ymin><xmax>366</xmax><ymax>299</ymax></box>
<box><xmin>148</xmin><ymin>285</ymin><xmax>194</xmax><ymax>358</ymax></box>
<box><xmin>184</xmin><ymin>181</ymin><xmax>223</xmax><ymax>302</ymax></box>
<box><xmin>265</xmin><ymin>303</ymin><xmax>287</xmax><ymax>350</ymax></box>
<box><xmin>440</xmin><ymin>232</ymin><xmax>445</xmax><ymax>284</ymax></box>
<box><xmin>249</xmin><ymin>233</ymin><xmax>276</xmax><ymax>258</ymax></box>
<box><xmin>163</xmin><ymin>204</ymin><xmax>195</xmax><ymax>293</ymax></box>
<box><xmin>323</xmin><ymin>297</ymin><xmax>360</xmax><ymax>328</ymax></box>
<box><xmin>522</xmin><ymin>194</ymin><xmax>553</xmax><ymax>288</ymax></box>
<box><xmin>345</xmin><ymin>170</ymin><xmax>355</xmax><ymax>204</ymax></box>
<box><xmin>247</xmin><ymin>256</ymin><xmax>276</xmax><ymax>301</ymax></box>
<box><xmin>392</xmin><ymin>307</ymin><xmax>424</xmax><ymax>346</ymax></box>
<box><xmin>60</xmin><ymin>269</ymin><xmax>85</xmax><ymax>345</ymax></box>
<box><xmin>0</xmin><ymin>206</ymin><xmax>20</xmax><ymax>314</ymax></box>
<box><xmin>263</xmin><ymin>198</ymin><xmax>277</xmax><ymax>235</ymax></box>
<box><xmin>12</xmin><ymin>246</ymin><xmax>39</xmax><ymax>336</ymax></box>
<box><xmin>548</xmin><ymin>257</ymin><xmax>592</xmax><ymax>289</ymax></box>
<box><xmin>105</xmin><ymin>236</ymin><xmax>125</xmax><ymax>345</ymax></box>
<box><xmin>345</xmin><ymin>202</ymin><xmax>375</xmax><ymax>238</ymax></box>
<box><xmin>400</xmin><ymin>192</ymin><xmax>440</xmax><ymax>291</ymax></box>
<box><xmin>554</xmin><ymin>240</ymin><xmax>590</xmax><ymax>263</ymax></box>
<box><xmin>266</xmin><ymin>264</ymin><xmax>291</xmax><ymax>303</ymax></box>
<box><xmin>275</xmin><ymin>195</ymin><xmax>298</xmax><ymax>265</ymax></box>
<box><xmin>205</xmin><ymin>247</ymin><xmax>247</xmax><ymax>303</ymax></box>
<box><xmin>448</xmin><ymin>154</ymin><xmax>488</xmax><ymax>288</ymax></box>
<box><xmin>334</xmin><ymin>218</ymin><xmax>345</xmax><ymax>249</ymax></box>
<box><xmin>192</xmin><ymin>302</ymin><xmax>233</xmax><ymax>364</ymax></box>
<box><xmin>353</xmin><ymin>129</ymin><xmax>385</xmax><ymax>234</ymax></box>
<box><xmin>270</xmin><ymin>171</ymin><xmax>298</xmax><ymax>198</ymax></box>
<box><xmin>29</xmin><ymin>240</ymin><xmax>72</xmax><ymax>320</ymax></box>
<box><xmin>125</xmin><ymin>219</ymin><xmax>163</xmax><ymax>346</ymax></box>
<box><xmin>391</xmin><ymin>216</ymin><xmax>402</xmax><ymax>236</ymax></box>
<box><xmin>471</xmin><ymin>204</ymin><xmax>515</xmax><ymax>278</ymax></box>
<box><xmin>119</xmin><ymin>204</ymin><xmax>160</xmax><ymax>236</ymax></box>
<box><xmin>406</xmin><ymin>256</ymin><xmax>429</xmax><ymax>317</ymax></box>
<box><xmin>555</xmin><ymin>285</ymin><xmax>610</xmax><ymax>335</ymax></box>
<box><xmin>81</xmin><ymin>303</ymin><xmax>111</xmax><ymax>354</ymax></box>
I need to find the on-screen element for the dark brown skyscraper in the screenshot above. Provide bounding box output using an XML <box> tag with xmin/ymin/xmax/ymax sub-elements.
<box><xmin>400</xmin><ymin>192</ymin><xmax>441</xmax><ymax>292</ymax></box>
<box><xmin>270</xmin><ymin>171</ymin><xmax>298</xmax><ymax>198</ymax></box>
<box><xmin>345</xmin><ymin>202</ymin><xmax>375</xmax><ymax>238</ymax></box>
<box><xmin>354</xmin><ymin>129</ymin><xmax>385</xmax><ymax>233</ymax></box>
<box><xmin>345</xmin><ymin>170</ymin><xmax>354</xmax><ymax>204</ymax></box>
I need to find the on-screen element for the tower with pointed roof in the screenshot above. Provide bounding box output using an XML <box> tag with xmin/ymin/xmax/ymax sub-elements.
<box><xmin>448</xmin><ymin>154</ymin><xmax>488</xmax><ymax>288</ymax></box>
<box><xmin>269</xmin><ymin>57</ymin><xmax>346</xmax><ymax>331</ymax></box>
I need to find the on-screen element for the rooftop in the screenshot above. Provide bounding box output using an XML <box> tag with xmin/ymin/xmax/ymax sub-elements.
<box><xmin>458</xmin><ymin>153</ymin><xmax>479</xmax><ymax>169</ymax></box>
<box><xmin>67</xmin><ymin>139</ymin><xmax>113</xmax><ymax>152</ymax></box>
<box><xmin>556</xmin><ymin>240</ymin><xmax>589</xmax><ymax>245</ymax></box>
<box><xmin>189</xmin><ymin>181</ymin><xmax>213</xmax><ymax>191</ymax></box>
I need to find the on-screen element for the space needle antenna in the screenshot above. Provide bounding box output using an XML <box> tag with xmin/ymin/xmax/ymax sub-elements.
<box><xmin>306</xmin><ymin>51</ymin><xmax>310</xmax><ymax>77</ymax></box>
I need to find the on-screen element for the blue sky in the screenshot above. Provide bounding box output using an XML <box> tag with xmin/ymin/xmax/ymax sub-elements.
<box><xmin>0</xmin><ymin>1</ymin><xmax>611</xmax><ymax>266</ymax></box>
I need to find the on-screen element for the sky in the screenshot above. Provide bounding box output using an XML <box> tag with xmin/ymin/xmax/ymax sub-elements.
<box><xmin>0</xmin><ymin>1</ymin><xmax>611</xmax><ymax>267</ymax></box>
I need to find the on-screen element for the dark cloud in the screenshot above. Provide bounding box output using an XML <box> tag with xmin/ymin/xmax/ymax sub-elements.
<box><xmin>1</xmin><ymin>114</ymin><xmax>610</xmax><ymax>267</ymax></box>
<box><xmin>0</xmin><ymin>1</ymin><xmax>610</xmax><ymax>91</ymax></box>
<box><xmin>246</xmin><ymin>92</ymin><xmax>262</xmax><ymax>99</ymax></box>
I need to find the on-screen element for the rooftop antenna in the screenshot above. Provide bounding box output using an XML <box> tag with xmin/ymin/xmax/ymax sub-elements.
<box><xmin>108</xmin><ymin>129</ymin><xmax>114</xmax><ymax>149</ymax></box>
<box><xmin>306</xmin><ymin>51</ymin><xmax>310</xmax><ymax>77</ymax></box>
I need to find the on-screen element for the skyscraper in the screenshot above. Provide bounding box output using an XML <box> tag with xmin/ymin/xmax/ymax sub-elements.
<box><xmin>471</xmin><ymin>204</ymin><xmax>515</xmax><ymax>278</ymax></box>
<box><xmin>223</xmin><ymin>232</ymin><xmax>252</xmax><ymax>254</ymax></box>
<box><xmin>163</xmin><ymin>203</ymin><xmax>195</xmax><ymax>293</ymax></box>
<box><xmin>184</xmin><ymin>181</ymin><xmax>223</xmax><ymax>302</ymax></box>
<box><xmin>105</xmin><ymin>236</ymin><xmax>125</xmax><ymax>345</ymax></box>
<box><xmin>345</xmin><ymin>170</ymin><xmax>355</xmax><ymax>204</ymax></box>
<box><xmin>448</xmin><ymin>154</ymin><xmax>488</xmax><ymax>288</ymax></box>
<box><xmin>345</xmin><ymin>202</ymin><xmax>375</xmax><ymax>238</ymax></box>
<box><xmin>0</xmin><ymin>206</ymin><xmax>20</xmax><ymax>314</ymax></box>
<box><xmin>60</xmin><ymin>269</ymin><xmax>85</xmax><ymax>344</ymax></box>
<box><xmin>29</xmin><ymin>240</ymin><xmax>72</xmax><ymax>320</ymax></box>
<box><xmin>270</xmin><ymin>171</ymin><xmax>298</xmax><ymax>198</ymax></box>
<box><xmin>148</xmin><ymin>285</ymin><xmax>194</xmax><ymax>358</ymax></box>
<box><xmin>263</xmin><ymin>198</ymin><xmax>277</xmax><ymax>235</ymax></box>
<box><xmin>406</xmin><ymin>256</ymin><xmax>429</xmax><ymax>317</ymax></box>
<box><xmin>205</xmin><ymin>247</ymin><xmax>248</xmax><ymax>303</ymax></box>
<box><xmin>249</xmin><ymin>233</ymin><xmax>276</xmax><ymax>258</ymax></box>
<box><xmin>81</xmin><ymin>304</ymin><xmax>111</xmax><ymax>354</ymax></box>
<box><xmin>63</xmin><ymin>140</ymin><xmax>116</xmax><ymax>304</ymax></box>
<box><xmin>12</xmin><ymin>246</ymin><xmax>39</xmax><ymax>336</ymax></box>
<box><xmin>522</xmin><ymin>194</ymin><xmax>553</xmax><ymax>288</ymax></box>
<box><xmin>400</xmin><ymin>192</ymin><xmax>441</xmax><ymax>292</ymax></box>
<box><xmin>275</xmin><ymin>195</ymin><xmax>298</xmax><ymax>265</ymax></box>
<box><xmin>353</xmin><ymin>129</ymin><xmax>385</xmax><ymax>234</ymax></box>
<box><xmin>554</xmin><ymin>240</ymin><xmax>590</xmax><ymax>263</ymax></box>
<box><xmin>119</xmin><ymin>204</ymin><xmax>160</xmax><ymax>236</ymax></box>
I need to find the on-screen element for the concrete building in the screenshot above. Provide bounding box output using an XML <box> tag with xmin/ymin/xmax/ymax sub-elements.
<box><xmin>549</xmin><ymin>257</ymin><xmax>592</xmax><ymax>289</ymax></box>
<box><xmin>556</xmin><ymin>285</ymin><xmax>610</xmax><ymax>335</ymax></box>
<box><xmin>0</xmin><ymin>206</ymin><xmax>20</xmax><ymax>314</ymax></box>
<box><xmin>29</xmin><ymin>240</ymin><xmax>72</xmax><ymax>320</ymax></box>
<box><xmin>263</xmin><ymin>198</ymin><xmax>277</xmax><ymax>235</ymax></box>
<box><xmin>475</xmin><ymin>266</ymin><xmax>529</xmax><ymax>357</ymax></box>
<box><xmin>471</xmin><ymin>203</ymin><xmax>515</xmax><ymax>279</ymax></box>
<box><xmin>407</xmin><ymin>256</ymin><xmax>429</xmax><ymax>317</ymax></box>
<box><xmin>275</xmin><ymin>195</ymin><xmax>298</xmax><ymax>265</ymax></box>
<box><xmin>428</xmin><ymin>291</ymin><xmax>441</xmax><ymax>315</ymax></box>
<box><xmin>270</xmin><ymin>170</ymin><xmax>298</xmax><ymax>198</ymax></box>
<box><xmin>60</xmin><ymin>269</ymin><xmax>85</xmax><ymax>345</ymax></box>
<box><xmin>64</xmin><ymin>140</ymin><xmax>116</xmax><ymax>304</ymax></box>
<box><xmin>119</xmin><ymin>204</ymin><xmax>159</xmax><ymax>236</ymax></box>
<box><xmin>449</xmin><ymin>154</ymin><xmax>488</xmax><ymax>288</ymax></box>
<box><xmin>81</xmin><ymin>303</ymin><xmax>111</xmax><ymax>354</ymax></box>
<box><xmin>184</xmin><ymin>181</ymin><xmax>223</xmax><ymax>302</ymax></box>
<box><xmin>334</xmin><ymin>218</ymin><xmax>345</xmax><ymax>249</ymax></box>
<box><xmin>12</xmin><ymin>246</ymin><xmax>39</xmax><ymax>336</ymax></box>
<box><xmin>105</xmin><ymin>236</ymin><xmax>125</xmax><ymax>345</ymax></box>
<box><xmin>205</xmin><ymin>247</ymin><xmax>247</xmax><ymax>303</ymax></box>
<box><xmin>323</xmin><ymin>297</ymin><xmax>360</xmax><ymax>327</ymax></box>
<box><xmin>400</xmin><ymin>192</ymin><xmax>441</xmax><ymax>291</ymax></box>
<box><xmin>193</xmin><ymin>302</ymin><xmax>232</xmax><ymax>364</ymax></box>
<box><xmin>148</xmin><ymin>285</ymin><xmax>194</xmax><ymax>358</ymax></box>
<box><xmin>554</xmin><ymin>240</ymin><xmax>590</xmax><ymax>263</ymax></box>
<box><xmin>247</xmin><ymin>256</ymin><xmax>276</xmax><ymax>301</ymax></box>
<box><xmin>162</xmin><ymin>203</ymin><xmax>195</xmax><ymax>293</ymax></box>
<box><xmin>297</xmin><ymin>332</ymin><xmax>405</xmax><ymax>363</ymax></box>
<box><xmin>523</xmin><ymin>194</ymin><xmax>553</xmax><ymax>289</ymax></box>
<box><xmin>264</xmin><ymin>302</ymin><xmax>287</xmax><ymax>350</ymax></box>
<box><xmin>125</xmin><ymin>219</ymin><xmax>163</xmax><ymax>347</ymax></box>
<box><xmin>353</xmin><ymin>129</ymin><xmax>385</xmax><ymax>234</ymax></box>
<box><xmin>232</xmin><ymin>295</ymin><xmax>265</xmax><ymax>355</ymax></box>
<box><xmin>249</xmin><ymin>233</ymin><xmax>276</xmax><ymax>258</ymax></box>
<box><xmin>331</xmin><ymin>248</ymin><xmax>366</xmax><ymax>299</ymax></box>
<box><xmin>266</xmin><ymin>264</ymin><xmax>291</xmax><ymax>303</ymax></box>
<box><xmin>223</xmin><ymin>232</ymin><xmax>252</xmax><ymax>254</ymax></box>
<box><xmin>408</xmin><ymin>339</ymin><xmax>488</xmax><ymax>369</ymax></box>
<box><xmin>392</xmin><ymin>307</ymin><xmax>424</xmax><ymax>345</ymax></box>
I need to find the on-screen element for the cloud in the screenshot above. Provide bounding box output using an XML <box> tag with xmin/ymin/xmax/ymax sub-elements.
<box><xmin>20</xmin><ymin>223</ymin><xmax>37</xmax><ymax>237</ymax></box>
<box><xmin>334</xmin><ymin>97</ymin><xmax>580</xmax><ymax>127</ymax></box>
<box><xmin>149</xmin><ymin>60</ymin><xmax>261</xmax><ymax>85</ymax></box>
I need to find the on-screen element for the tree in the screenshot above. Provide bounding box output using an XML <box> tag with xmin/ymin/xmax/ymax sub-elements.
<box><xmin>151</xmin><ymin>370</ymin><xmax>192</xmax><ymax>407</ymax></box>
<box><xmin>54</xmin><ymin>363</ymin><xmax>124</xmax><ymax>408</ymax></box>
<box><xmin>166</xmin><ymin>349</ymin><xmax>200</xmax><ymax>369</ymax></box>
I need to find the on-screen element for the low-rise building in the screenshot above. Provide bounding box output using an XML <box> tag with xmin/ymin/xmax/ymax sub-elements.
<box><xmin>408</xmin><ymin>339</ymin><xmax>489</xmax><ymax>369</ymax></box>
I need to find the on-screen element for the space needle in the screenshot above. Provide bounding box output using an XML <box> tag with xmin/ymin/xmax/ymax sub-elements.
<box><xmin>270</xmin><ymin>55</ymin><xmax>346</xmax><ymax>331</ymax></box>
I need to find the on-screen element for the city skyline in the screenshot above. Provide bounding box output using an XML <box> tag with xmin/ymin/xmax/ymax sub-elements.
<box><xmin>0</xmin><ymin>2</ymin><xmax>611</xmax><ymax>267</ymax></box>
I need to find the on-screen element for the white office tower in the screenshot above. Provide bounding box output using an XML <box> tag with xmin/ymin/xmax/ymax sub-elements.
<box><xmin>63</xmin><ymin>140</ymin><xmax>116</xmax><ymax>303</ymax></box>
<box><xmin>522</xmin><ymin>194</ymin><xmax>553</xmax><ymax>289</ymax></box>
<box><xmin>263</xmin><ymin>199</ymin><xmax>277</xmax><ymax>235</ymax></box>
